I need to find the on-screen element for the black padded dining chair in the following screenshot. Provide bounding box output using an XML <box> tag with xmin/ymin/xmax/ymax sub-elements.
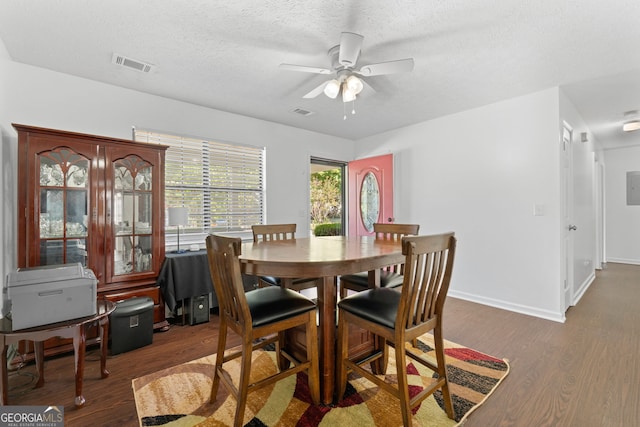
<box><xmin>251</xmin><ymin>223</ymin><xmax>319</xmax><ymax>292</ymax></box>
<box><xmin>336</xmin><ymin>232</ymin><xmax>457</xmax><ymax>426</ymax></box>
<box><xmin>339</xmin><ymin>223</ymin><xmax>420</xmax><ymax>299</ymax></box>
<box><xmin>205</xmin><ymin>234</ymin><xmax>320</xmax><ymax>427</ymax></box>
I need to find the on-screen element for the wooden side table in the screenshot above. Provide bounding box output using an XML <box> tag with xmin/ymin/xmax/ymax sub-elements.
<box><xmin>0</xmin><ymin>300</ymin><xmax>116</xmax><ymax>407</ymax></box>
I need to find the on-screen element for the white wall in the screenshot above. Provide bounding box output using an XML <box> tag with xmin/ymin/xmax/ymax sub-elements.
<box><xmin>355</xmin><ymin>88</ymin><xmax>566</xmax><ymax>321</ymax></box>
<box><xmin>1</xmin><ymin>37</ymin><xmax>12</xmax><ymax>317</ymax></box>
<box><xmin>604</xmin><ymin>145</ymin><xmax>640</xmax><ymax>264</ymax></box>
<box><xmin>0</xmin><ymin>56</ymin><xmax>355</xmax><ymax>318</ymax></box>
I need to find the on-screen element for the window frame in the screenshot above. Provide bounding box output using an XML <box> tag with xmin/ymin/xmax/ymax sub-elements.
<box><xmin>134</xmin><ymin>129</ymin><xmax>265</xmax><ymax>249</ymax></box>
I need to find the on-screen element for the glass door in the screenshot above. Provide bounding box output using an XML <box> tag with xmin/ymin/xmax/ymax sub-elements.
<box><xmin>37</xmin><ymin>148</ymin><xmax>90</xmax><ymax>266</ymax></box>
<box><xmin>112</xmin><ymin>155</ymin><xmax>154</xmax><ymax>276</ymax></box>
<box><xmin>310</xmin><ymin>157</ymin><xmax>345</xmax><ymax>236</ymax></box>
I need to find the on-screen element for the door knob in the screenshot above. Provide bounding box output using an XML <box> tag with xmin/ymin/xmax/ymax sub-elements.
<box><xmin>569</xmin><ymin>225</ymin><xmax>577</xmax><ymax>231</ymax></box>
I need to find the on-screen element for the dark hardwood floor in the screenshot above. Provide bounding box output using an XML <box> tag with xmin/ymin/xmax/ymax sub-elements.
<box><xmin>444</xmin><ymin>262</ymin><xmax>640</xmax><ymax>427</ymax></box>
<box><xmin>5</xmin><ymin>262</ymin><xmax>639</xmax><ymax>426</ymax></box>
<box><xmin>4</xmin><ymin>312</ymin><xmax>242</xmax><ymax>426</ymax></box>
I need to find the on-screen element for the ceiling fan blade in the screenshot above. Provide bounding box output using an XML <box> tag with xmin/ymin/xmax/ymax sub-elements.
<box><xmin>357</xmin><ymin>58</ymin><xmax>414</xmax><ymax>76</ymax></box>
<box><xmin>303</xmin><ymin>80</ymin><xmax>331</xmax><ymax>98</ymax></box>
<box><xmin>338</xmin><ymin>32</ymin><xmax>364</xmax><ymax>67</ymax></box>
<box><xmin>279</xmin><ymin>63</ymin><xmax>332</xmax><ymax>74</ymax></box>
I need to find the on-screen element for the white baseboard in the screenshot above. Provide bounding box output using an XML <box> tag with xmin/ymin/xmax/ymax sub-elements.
<box><xmin>605</xmin><ymin>257</ymin><xmax>640</xmax><ymax>265</ymax></box>
<box><xmin>572</xmin><ymin>271</ymin><xmax>595</xmax><ymax>306</ymax></box>
<box><xmin>448</xmin><ymin>290</ymin><xmax>566</xmax><ymax>323</ymax></box>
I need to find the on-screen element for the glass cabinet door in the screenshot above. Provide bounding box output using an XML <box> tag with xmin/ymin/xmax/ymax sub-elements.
<box><xmin>112</xmin><ymin>155</ymin><xmax>153</xmax><ymax>276</ymax></box>
<box><xmin>38</xmin><ymin>148</ymin><xmax>90</xmax><ymax>266</ymax></box>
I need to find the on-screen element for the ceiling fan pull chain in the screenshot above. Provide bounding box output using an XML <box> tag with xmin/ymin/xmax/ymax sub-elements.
<box><xmin>352</xmin><ymin>99</ymin><xmax>356</xmax><ymax>115</ymax></box>
<box><xmin>343</xmin><ymin>102</ymin><xmax>347</xmax><ymax>120</ymax></box>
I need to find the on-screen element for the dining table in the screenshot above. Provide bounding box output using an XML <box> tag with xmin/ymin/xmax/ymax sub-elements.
<box><xmin>239</xmin><ymin>235</ymin><xmax>404</xmax><ymax>404</ymax></box>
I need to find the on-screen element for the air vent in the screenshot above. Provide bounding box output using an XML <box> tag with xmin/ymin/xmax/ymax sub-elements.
<box><xmin>112</xmin><ymin>53</ymin><xmax>154</xmax><ymax>73</ymax></box>
<box><xmin>292</xmin><ymin>108</ymin><xmax>314</xmax><ymax>116</ymax></box>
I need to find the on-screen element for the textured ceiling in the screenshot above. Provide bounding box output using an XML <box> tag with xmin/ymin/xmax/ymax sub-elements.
<box><xmin>1</xmin><ymin>0</ymin><xmax>640</xmax><ymax>148</ymax></box>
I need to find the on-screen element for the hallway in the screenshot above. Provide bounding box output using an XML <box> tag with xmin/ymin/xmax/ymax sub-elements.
<box><xmin>443</xmin><ymin>262</ymin><xmax>640</xmax><ymax>426</ymax></box>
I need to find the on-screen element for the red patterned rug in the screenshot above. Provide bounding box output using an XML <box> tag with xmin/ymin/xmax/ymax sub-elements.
<box><xmin>133</xmin><ymin>334</ymin><xmax>509</xmax><ymax>426</ymax></box>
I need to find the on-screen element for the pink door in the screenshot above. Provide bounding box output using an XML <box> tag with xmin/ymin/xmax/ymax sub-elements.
<box><xmin>348</xmin><ymin>154</ymin><xmax>394</xmax><ymax>237</ymax></box>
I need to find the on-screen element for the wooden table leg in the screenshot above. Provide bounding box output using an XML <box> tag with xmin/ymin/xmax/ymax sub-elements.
<box><xmin>317</xmin><ymin>276</ymin><xmax>337</xmax><ymax>405</ymax></box>
<box><xmin>1</xmin><ymin>343</ymin><xmax>8</xmax><ymax>405</ymax></box>
<box><xmin>34</xmin><ymin>341</ymin><xmax>45</xmax><ymax>388</ymax></box>
<box><xmin>99</xmin><ymin>316</ymin><xmax>110</xmax><ymax>378</ymax></box>
<box><xmin>72</xmin><ymin>325</ymin><xmax>86</xmax><ymax>407</ymax></box>
<box><xmin>367</xmin><ymin>269</ymin><xmax>381</xmax><ymax>288</ymax></box>
<box><xmin>368</xmin><ymin>269</ymin><xmax>386</xmax><ymax>374</ymax></box>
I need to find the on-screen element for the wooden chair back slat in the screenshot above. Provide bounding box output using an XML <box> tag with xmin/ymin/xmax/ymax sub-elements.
<box><xmin>399</xmin><ymin>233</ymin><xmax>456</xmax><ymax>332</ymax></box>
<box><xmin>252</xmin><ymin>223</ymin><xmax>297</xmax><ymax>242</ymax></box>
<box><xmin>205</xmin><ymin>235</ymin><xmax>250</xmax><ymax>331</ymax></box>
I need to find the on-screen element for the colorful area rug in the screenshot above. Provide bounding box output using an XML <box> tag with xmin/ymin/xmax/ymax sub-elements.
<box><xmin>132</xmin><ymin>334</ymin><xmax>509</xmax><ymax>426</ymax></box>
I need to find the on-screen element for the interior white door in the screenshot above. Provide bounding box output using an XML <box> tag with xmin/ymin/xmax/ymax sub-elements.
<box><xmin>594</xmin><ymin>157</ymin><xmax>605</xmax><ymax>269</ymax></box>
<box><xmin>562</xmin><ymin>123</ymin><xmax>574</xmax><ymax>311</ymax></box>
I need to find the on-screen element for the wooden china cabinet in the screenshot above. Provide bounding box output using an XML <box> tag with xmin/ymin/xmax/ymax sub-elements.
<box><xmin>14</xmin><ymin>124</ymin><xmax>168</xmax><ymax>354</ymax></box>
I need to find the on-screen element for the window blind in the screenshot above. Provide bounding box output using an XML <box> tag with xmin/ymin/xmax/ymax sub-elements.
<box><xmin>135</xmin><ymin>129</ymin><xmax>264</xmax><ymax>244</ymax></box>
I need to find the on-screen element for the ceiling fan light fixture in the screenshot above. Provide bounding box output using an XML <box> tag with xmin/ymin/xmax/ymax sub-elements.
<box><xmin>346</xmin><ymin>75</ymin><xmax>364</xmax><ymax>95</ymax></box>
<box><xmin>342</xmin><ymin>84</ymin><xmax>356</xmax><ymax>103</ymax></box>
<box><xmin>281</xmin><ymin>32</ymin><xmax>414</xmax><ymax>119</ymax></box>
<box><xmin>323</xmin><ymin>79</ymin><xmax>340</xmax><ymax>99</ymax></box>
<box><xmin>623</xmin><ymin>120</ymin><xmax>640</xmax><ymax>132</ymax></box>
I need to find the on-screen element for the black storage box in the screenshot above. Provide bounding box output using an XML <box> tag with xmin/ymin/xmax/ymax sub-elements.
<box><xmin>187</xmin><ymin>294</ymin><xmax>210</xmax><ymax>325</ymax></box>
<box><xmin>110</xmin><ymin>296</ymin><xmax>153</xmax><ymax>355</ymax></box>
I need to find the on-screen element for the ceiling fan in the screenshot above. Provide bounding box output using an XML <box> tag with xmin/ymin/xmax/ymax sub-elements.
<box><xmin>279</xmin><ymin>32</ymin><xmax>414</xmax><ymax>103</ymax></box>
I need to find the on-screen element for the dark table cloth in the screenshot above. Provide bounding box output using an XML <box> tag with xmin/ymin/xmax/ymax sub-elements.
<box><xmin>157</xmin><ymin>250</ymin><xmax>215</xmax><ymax>313</ymax></box>
<box><xmin>157</xmin><ymin>250</ymin><xmax>258</xmax><ymax>314</ymax></box>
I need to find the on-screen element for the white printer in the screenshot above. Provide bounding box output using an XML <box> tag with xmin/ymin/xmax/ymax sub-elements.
<box><xmin>7</xmin><ymin>263</ymin><xmax>97</xmax><ymax>330</ymax></box>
